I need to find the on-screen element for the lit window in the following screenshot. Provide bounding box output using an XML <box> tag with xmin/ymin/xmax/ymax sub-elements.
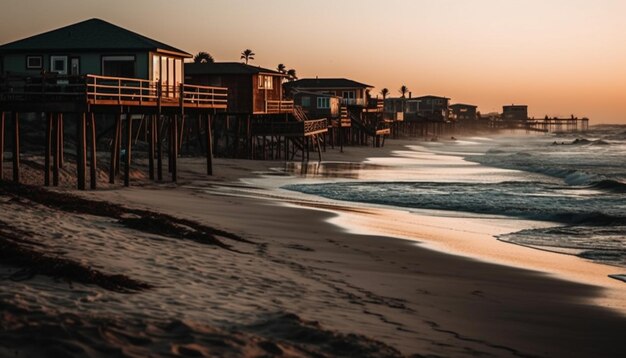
<box><xmin>258</xmin><ymin>75</ymin><xmax>274</xmax><ymax>89</ymax></box>
<box><xmin>317</xmin><ymin>97</ymin><xmax>330</xmax><ymax>109</ymax></box>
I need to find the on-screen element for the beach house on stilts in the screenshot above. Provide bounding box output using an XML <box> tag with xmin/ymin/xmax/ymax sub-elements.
<box><xmin>185</xmin><ymin>62</ymin><xmax>327</xmax><ymax>162</ymax></box>
<box><xmin>0</xmin><ymin>18</ymin><xmax>228</xmax><ymax>189</ymax></box>
<box><xmin>284</xmin><ymin>78</ymin><xmax>389</xmax><ymax>150</ymax></box>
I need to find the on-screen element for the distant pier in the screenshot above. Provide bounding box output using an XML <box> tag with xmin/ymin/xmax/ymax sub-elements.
<box><xmin>490</xmin><ymin>117</ymin><xmax>590</xmax><ymax>133</ymax></box>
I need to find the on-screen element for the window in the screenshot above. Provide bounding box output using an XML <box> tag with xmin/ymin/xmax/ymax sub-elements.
<box><xmin>317</xmin><ymin>97</ymin><xmax>330</xmax><ymax>109</ymax></box>
<box><xmin>26</xmin><ymin>56</ymin><xmax>43</xmax><ymax>69</ymax></box>
<box><xmin>342</xmin><ymin>91</ymin><xmax>355</xmax><ymax>99</ymax></box>
<box><xmin>102</xmin><ymin>55</ymin><xmax>135</xmax><ymax>77</ymax></box>
<box><xmin>152</xmin><ymin>54</ymin><xmax>161</xmax><ymax>82</ymax></box>
<box><xmin>50</xmin><ymin>56</ymin><xmax>68</xmax><ymax>74</ymax></box>
<box><xmin>301</xmin><ymin>96</ymin><xmax>311</xmax><ymax>107</ymax></box>
<box><xmin>258</xmin><ymin>75</ymin><xmax>273</xmax><ymax>89</ymax></box>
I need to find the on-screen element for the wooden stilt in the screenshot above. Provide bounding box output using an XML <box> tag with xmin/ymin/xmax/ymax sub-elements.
<box><xmin>76</xmin><ymin>113</ymin><xmax>86</xmax><ymax>190</ymax></box>
<box><xmin>44</xmin><ymin>113</ymin><xmax>52</xmax><ymax>186</ymax></box>
<box><xmin>52</xmin><ymin>114</ymin><xmax>59</xmax><ymax>186</ymax></box>
<box><xmin>178</xmin><ymin>114</ymin><xmax>185</xmax><ymax>152</ymax></box>
<box><xmin>89</xmin><ymin>113</ymin><xmax>97</xmax><ymax>189</ymax></box>
<box><xmin>284</xmin><ymin>136</ymin><xmax>289</xmax><ymax>162</ymax></box>
<box><xmin>206</xmin><ymin>114</ymin><xmax>213</xmax><ymax>175</ymax></box>
<box><xmin>156</xmin><ymin>114</ymin><xmax>163</xmax><ymax>181</ymax></box>
<box><xmin>115</xmin><ymin>113</ymin><xmax>124</xmax><ymax>175</ymax></box>
<box><xmin>148</xmin><ymin>115</ymin><xmax>155</xmax><ymax>180</ymax></box>
<box><xmin>58</xmin><ymin>114</ymin><xmax>64</xmax><ymax>168</ymax></box>
<box><xmin>12</xmin><ymin>112</ymin><xmax>20</xmax><ymax>183</ymax></box>
<box><xmin>306</xmin><ymin>136</ymin><xmax>310</xmax><ymax>162</ymax></box>
<box><xmin>0</xmin><ymin>112</ymin><xmax>4</xmax><ymax>181</ymax></box>
<box><xmin>124</xmin><ymin>113</ymin><xmax>132</xmax><ymax>187</ymax></box>
<box><xmin>316</xmin><ymin>135</ymin><xmax>322</xmax><ymax>162</ymax></box>
<box><xmin>171</xmin><ymin>115</ymin><xmax>178</xmax><ymax>182</ymax></box>
<box><xmin>109</xmin><ymin>114</ymin><xmax>121</xmax><ymax>184</ymax></box>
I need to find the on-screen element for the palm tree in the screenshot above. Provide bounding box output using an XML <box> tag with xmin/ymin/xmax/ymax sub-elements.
<box><xmin>287</xmin><ymin>69</ymin><xmax>298</xmax><ymax>82</ymax></box>
<box><xmin>277</xmin><ymin>64</ymin><xmax>286</xmax><ymax>73</ymax></box>
<box><xmin>193</xmin><ymin>51</ymin><xmax>214</xmax><ymax>64</ymax></box>
<box><xmin>399</xmin><ymin>85</ymin><xmax>409</xmax><ymax>98</ymax></box>
<box><xmin>240</xmin><ymin>49</ymin><xmax>255</xmax><ymax>64</ymax></box>
<box><xmin>380</xmin><ymin>88</ymin><xmax>389</xmax><ymax>100</ymax></box>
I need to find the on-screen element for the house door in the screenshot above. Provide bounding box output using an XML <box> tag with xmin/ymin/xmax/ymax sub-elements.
<box><xmin>70</xmin><ymin>57</ymin><xmax>80</xmax><ymax>76</ymax></box>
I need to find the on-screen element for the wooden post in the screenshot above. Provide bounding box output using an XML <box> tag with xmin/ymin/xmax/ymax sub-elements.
<box><xmin>306</xmin><ymin>136</ymin><xmax>310</xmax><ymax>162</ymax></box>
<box><xmin>109</xmin><ymin>114</ymin><xmax>121</xmax><ymax>184</ymax></box>
<box><xmin>171</xmin><ymin>115</ymin><xmax>178</xmax><ymax>182</ymax></box>
<box><xmin>316</xmin><ymin>135</ymin><xmax>322</xmax><ymax>162</ymax></box>
<box><xmin>157</xmin><ymin>114</ymin><xmax>163</xmax><ymax>181</ymax></box>
<box><xmin>339</xmin><ymin>126</ymin><xmax>344</xmax><ymax>153</ymax></box>
<box><xmin>148</xmin><ymin>115</ymin><xmax>155</xmax><ymax>180</ymax></box>
<box><xmin>44</xmin><ymin>113</ymin><xmax>52</xmax><ymax>186</ymax></box>
<box><xmin>206</xmin><ymin>114</ymin><xmax>213</xmax><ymax>175</ymax></box>
<box><xmin>58</xmin><ymin>113</ymin><xmax>64</xmax><ymax>168</ymax></box>
<box><xmin>76</xmin><ymin>113</ymin><xmax>86</xmax><ymax>190</ymax></box>
<box><xmin>89</xmin><ymin>113</ymin><xmax>97</xmax><ymax>189</ymax></box>
<box><xmin>52</xmin><ymin>114</ymin><xmax>59</xmax><ymax>186</ymax></box>
<box><xmin>12</xmin><ymin>112</ymin><xmax>20</xmax><ymax>183</ymax></box>
<box><xmin>124</xmin><ymin>113</ymin><xmax>132</xmax><ymax>187</ymax></box>
<box><xmin>0</xmin><ymin>112</ymin><xmax>4</xmax><ymax>181</ymax></box>
<box><xmin>115</xmin><ymin>115</ymin><xmax>121</xmax><ymax>175</ymax></box>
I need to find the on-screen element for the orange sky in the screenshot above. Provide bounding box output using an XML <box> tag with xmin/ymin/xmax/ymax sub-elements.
<box><xmin>1</xmin><ymin>0</ymin><xmax>625</xmax><ymax>123</ymax></box>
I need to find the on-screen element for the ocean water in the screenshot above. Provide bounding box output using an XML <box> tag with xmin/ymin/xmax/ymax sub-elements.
<box><xmin>284</xmin><ymin>125</ymin><xmax>626</xmax><ymax>268</ymax></box>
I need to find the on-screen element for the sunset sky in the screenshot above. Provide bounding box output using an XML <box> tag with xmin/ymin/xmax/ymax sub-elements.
<box><xmin>1</xmin><ymin>0</ymin><xmax>625</xmax><ymax>123</ymax></box>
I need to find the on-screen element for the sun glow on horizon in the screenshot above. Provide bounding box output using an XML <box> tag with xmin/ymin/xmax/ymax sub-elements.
<box><xmin>1</xmin><ymin>0</ymin><xmax>624</xmax><ymax>123</ymax></box>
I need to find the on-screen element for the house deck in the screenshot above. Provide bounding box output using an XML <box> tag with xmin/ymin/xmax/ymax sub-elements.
<box><xmin>0</xmin><ymin>74</ymin><xmax>228</xmax><ymax>113</ymax></box>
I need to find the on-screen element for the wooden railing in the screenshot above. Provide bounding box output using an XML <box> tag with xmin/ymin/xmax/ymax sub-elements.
<box><xmin>303</xmin><ymin>118</ymin><xmax>328</xmax><ymax>135</ymax></box>
<box><xmin>86</xmin><ymin>75</ymin><xmax>228</xmax><ymax>109</ymax></box>
<box><xmin>266</xmin><ymin>100</ymin><xmax>294</xmax><ymax>113</ymax></box>
<box><xmin>0</xmin><ymin>74</ymin><xmax>228</xmax><ymax>110</ymax></box>
<box><xmin>181</xmin><ymin>83</ymin><xmax>228</xmax><ymax>109</ymax></box>
<box><xmin>341</xmin><ymin>98</ymin><xmax>367</xmax><ymax>106</ymax></box>
<box><xmin>251</xmin><ymin>118</ymin><xmax>328</xmax><ymax>137</ymax></box>
<box><xmin>0</xmin><ymin>74</ymin><xmax>86</xmax><ymax>103</ymax></box>
<box><xmin>86</xmin><ymin>75</ymin><xmax>157</xmax><ymax>105</ymax></box>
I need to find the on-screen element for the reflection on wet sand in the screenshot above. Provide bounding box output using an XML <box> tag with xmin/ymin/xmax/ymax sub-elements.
<box><xmin>284</xmin><ymin>161</ymin><xmax>389</xmax><ymax>179</ymax></box>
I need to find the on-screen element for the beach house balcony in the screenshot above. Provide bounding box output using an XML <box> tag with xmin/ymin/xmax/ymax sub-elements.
<box><xmin>0</xmin><ymin>73</ymin><xmax>228</xmax><ymax>112</ymax></box>
<box><xmin>265</xmin><ymin>99</ymin><xmax>294</xmax><ymax>114</ymax></box>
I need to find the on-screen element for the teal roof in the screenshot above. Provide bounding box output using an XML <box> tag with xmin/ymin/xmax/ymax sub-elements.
<box><xmin>0</xmin><ymin>18</ymin><xmax>191</xmax><ymax>57</ymax></box>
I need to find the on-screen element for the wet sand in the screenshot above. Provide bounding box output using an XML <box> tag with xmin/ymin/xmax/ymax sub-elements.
<box><xmin>1</xmin><ymin>140</ymin><xmax>625</xmax><ymax>357</ymax></box>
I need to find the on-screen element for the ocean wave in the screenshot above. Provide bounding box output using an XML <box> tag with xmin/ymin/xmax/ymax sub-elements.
<box><xmin>588</xmin><ymin>179</ymin><xmax>626</xmax><ymax>194</ymax></box>
<box><xmin>571</xmin><ymin>138</ymin><xmax>611</xmax><ymax>146</ymax></box>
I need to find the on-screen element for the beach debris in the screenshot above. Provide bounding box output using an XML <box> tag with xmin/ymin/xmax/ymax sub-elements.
<box><xmin>0</xmin><ymin>181</ymin><xmax>252</xmax><ymax>249</ymax></box>
<box><xmin>0</xmin><ymin>220</ymin><xmax>152</xmax><ymax>293</ymax></box>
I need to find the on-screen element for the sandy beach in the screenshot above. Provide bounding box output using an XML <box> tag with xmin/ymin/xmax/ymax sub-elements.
<box><xmin>1</xmin><ymin>139</ymin><xmax>625</xmax><ymax>357</ymax></box>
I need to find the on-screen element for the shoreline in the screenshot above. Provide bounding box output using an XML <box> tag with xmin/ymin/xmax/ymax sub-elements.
<box><xmin>237</xmin><ymin>139</ymin><xmax>626</xmax><ymax>315</ymax></box>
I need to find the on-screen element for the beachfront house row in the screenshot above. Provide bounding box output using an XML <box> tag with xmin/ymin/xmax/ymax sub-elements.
<box><xmin>0</xmin><ymin>18</ymin><xmax>192</xmax><ymax>98</ymax></box>
<box><xmin>284</xmin><ymin>78</ymin><xmax>373</xmax><ymax>107</ymax></box>
<box><xmin>449</xmin><ymin>103</ymin><xmax>478</xmax><ymax>122</ymax></box>
<box><xmin>184</xmin><ymin>62</ymin><xmax>291</xmax><ymax>114</ymax></box>
<box><xmin>414</xmin><ymin>95</ymin><xmax>450</xmax><ymax>122</ymax></box>
<box><xmin>502</xmin><ymin>104</ymin><xmax>528</xmax><ymax>122</ymax></box>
